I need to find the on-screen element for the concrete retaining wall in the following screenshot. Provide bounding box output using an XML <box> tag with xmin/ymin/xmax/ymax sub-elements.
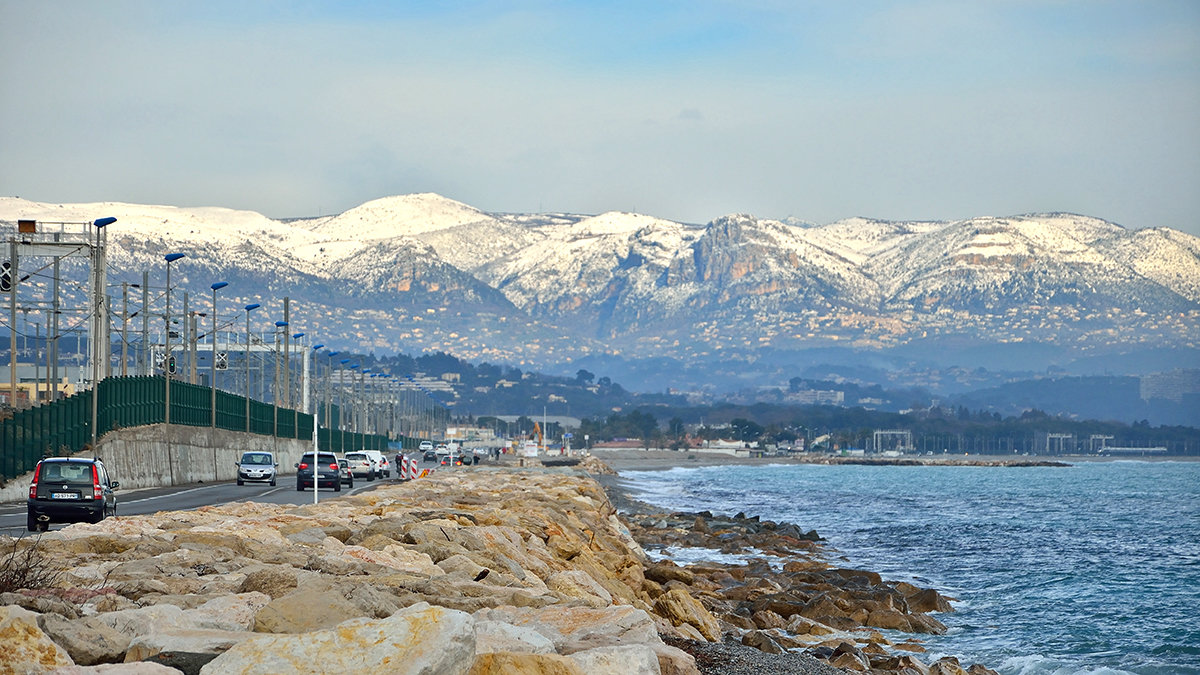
<box><xmin>0</xmin><ymin>425</ymin><xmax>313</xmax><ymax>503</ymax></box>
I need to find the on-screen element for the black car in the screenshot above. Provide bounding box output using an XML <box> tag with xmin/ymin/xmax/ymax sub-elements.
<box><xmin>27</xmin><ymin>457</ymin><xmax>119</xmax><ymax>531</ymax></box>
<box><xmin>423</xmin><ymin>449</ymin><xmax>438</xmax><ymax>462</ymax></box>
<box><xmin>296</xmin><ymin>452</ymin><xmax>341</xmax><ymax>491</ymax></box>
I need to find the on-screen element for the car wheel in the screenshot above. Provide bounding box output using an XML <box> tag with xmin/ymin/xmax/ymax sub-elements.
<box><xmin>297</xmin><ymin>482</ymin><xmax>305</xmax><ymax>491</ymax></box>
<box><xmin>334</xmin><ymin>480</ymin><xmax>341</xmax><ymax>492</ymax></box>
<box><xmin>269</xmin><ymin>478</ymin><xmax>276</xmax><ymax>487</ymax></box>
<box><xmin>27</xmin><ymin>514</ymin><xmax>37</xmax><ymax>532</ymax></box>
<box><xmin>237</xmin><ymin>479</ymin><xmax>244</xmax><ymax>486</ymax></box>
<box><xmin>367</xmin><ymin>471</ymin><xmax>374</xmax><ymax>481</ymax></box>
<box><xmin>349</xmin><ymin>478</ymin><xmax>354</xmax><ymax>488</ymax></box>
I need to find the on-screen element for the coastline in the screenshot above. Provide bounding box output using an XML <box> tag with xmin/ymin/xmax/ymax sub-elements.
<box><xmin>2</xmin><ymin>460</ymin><xmax>998</xmax><ymax>674</ymax></box>
<box><xmin>585</xmin><ymin>454</ymin><xmax>1001</xmax><ymax>674</ymax></box>
<box><xmin>588</xmin><ymin>447</ymin><xmax>1072</xmax><ymax>472</ymax></box>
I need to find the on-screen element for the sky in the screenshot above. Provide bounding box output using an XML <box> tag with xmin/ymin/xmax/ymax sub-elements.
<box><xmin>2</xmin><ymin>1</ymin><xmax>1198</xmax><ymax>235</ymax></box>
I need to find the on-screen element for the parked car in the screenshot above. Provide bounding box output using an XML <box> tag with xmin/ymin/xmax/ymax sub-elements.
<box><xmin>27</xmin><ymin>457</ymin><xmax>119</xmax><ymax>531</ymax></box>
<box><xmin>337</xmin><ymin>458</ymin><xmax>355</xmax><ymax>488</ymax></box>
<box><xmin>362</xmin><ymin>450</ymin><xmax>389</xmax><ymax>478</ymax></box>
<box><xmin>343</xmin><ymin>452</ymin><xmax>377</xmax><ymax>480</ymax></box>
<box><xmin>235</xmin><ymin>451</ymin><xmax>278</xmax><ymax>486</ymax></box>
<box><xmin>296</xmin><ymin>452</ymin><xmax>341</xmax><ymax>491</ymax></box>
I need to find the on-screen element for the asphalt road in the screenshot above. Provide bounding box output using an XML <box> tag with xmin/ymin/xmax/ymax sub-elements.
<box><xmin>0</xmin><ymin>468</ymin><xmax>434</xmax><ymax>538</ymax></box>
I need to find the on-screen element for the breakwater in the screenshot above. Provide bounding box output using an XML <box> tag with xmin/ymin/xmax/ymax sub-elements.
<box><xmin>1</xmin><ymin>460</ymin><xmax>995</xmax><ymax>674</ymax></box>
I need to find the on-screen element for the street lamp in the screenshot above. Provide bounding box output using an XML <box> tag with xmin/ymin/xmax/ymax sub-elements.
<box><xmin>209</xmin><ymin>282</ymin><xmax>228</xmax><ymax>428</ymax></box>
<box><xmin>163</xmin><ymin>253</ymin><xmax>185</xmax><ymax>423</ymax></box>
<box><xmin>272</xmin><ymin>321</ymin><xmax>288</xmax><ymax>440</ymax></box>
<box><xmin>292</xmin><ymin>332</ymin><xmax>305</xmax><ymax>411</ymax></box>
<box><xmin>243</xmin><ymin>303</ymin><xmax>260</xmax><ymax>432</ymax></box>
<box><xmin>89</xmin><ymin>217</ymin><xmax>116</xmax><ymax>449</ymax></box>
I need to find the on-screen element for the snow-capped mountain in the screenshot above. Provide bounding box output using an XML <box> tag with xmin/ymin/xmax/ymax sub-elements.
<box><xmin>2</xmin><ymin>195</ymin><xmax>1197</xmax><ymax>386</ymax></box>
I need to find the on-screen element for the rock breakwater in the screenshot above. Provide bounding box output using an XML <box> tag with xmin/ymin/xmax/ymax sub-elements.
<box><xmin>1</xmin><ymin>461</ymin><xmax>997</xmax><ymax>674</ymax></box>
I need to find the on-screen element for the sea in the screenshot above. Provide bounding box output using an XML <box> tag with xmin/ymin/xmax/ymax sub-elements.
<box><xmin>619</xmin><ymin>459</ymin><xmax>1200</xmax><ymax>675</ymax></box>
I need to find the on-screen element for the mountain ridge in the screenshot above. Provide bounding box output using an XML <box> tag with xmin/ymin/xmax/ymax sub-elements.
<box><xmin>2</xmin><ymin>194</ymin><xmax>1197</xmax><ymax>395</ymax></box>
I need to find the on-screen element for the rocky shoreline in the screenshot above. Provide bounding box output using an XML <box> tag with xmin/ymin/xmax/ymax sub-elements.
<box><xmin>1</xmin><ymin>458</ymin><xmax>997</xmax><ymax>674</ymax></box>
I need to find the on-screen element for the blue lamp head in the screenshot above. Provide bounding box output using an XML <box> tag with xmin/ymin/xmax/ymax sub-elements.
<box><xmin>340</xmin><ymin>359</ymin><xmax>350</xmax><ymax>365</ymax></box>
<box><xmin>244</xmin><ymin>303</ymin><xmax>261</xmax><ymax>312</ymax></box>
<box><xmin>164</xmin><ymin>253</ymin><xmax>185</xmax><ymax>263</ymax></box>
<box><xmin>292</xmin><ymin>332</ymin><xmax>305</xmax><ymax>339</ymax></box>
<box><xmin>312</xmin><ymin>343</ymin><xmax>324</xmax><ymax>351</ymax></box>
<box><xmin>93</xmin><ymin>217</ymin><xmax>117</xmax><ymax>228</ymax></box>
<box><xmin>211</xmin><ymin>281</ymin><xmax>228</xmax><ymax>291</ymax></box>
<box><xmin>274</xmin><ymin>321</ymin><xmax>288</xmax><ymax>328</ymax></box>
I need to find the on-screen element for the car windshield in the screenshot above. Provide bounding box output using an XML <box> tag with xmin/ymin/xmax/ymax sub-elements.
<box><xmin>346</xmin><ymin>453</ymin><xmax>365</xmax><ymax>460</ymax></box>
<box><xmin>42</xmin><ymin>463</ymin><xmax>90</xmax><ymax>481</ymax></box>
<box><xmin>241</xmin><ymin>454</ymin><xmax>272</xmax><ymax>465</ymax></box>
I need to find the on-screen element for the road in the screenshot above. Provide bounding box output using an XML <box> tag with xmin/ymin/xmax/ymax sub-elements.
<box><xmin>0</xmin><ymin>464</ymin><xmax>449</xmax><ymax>538</ymax></box>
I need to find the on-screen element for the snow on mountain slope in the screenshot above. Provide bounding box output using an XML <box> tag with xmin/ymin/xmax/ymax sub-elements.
<box><xmin>476</xmin><ymin>212</ymin><xmax>702</xmax><ymax>314</ymax></box>
<box><xmin>309</xmin><ymin>193</ymin><xmax>497</xmax><ymax>243</ymax></box>
<box><xmin>865</xmin><ymin>214</ymin><xmax>1180</xmax><ymax>311</ymax></box>
<box><xmin>1096</xmin><ymin>227</ymin><xmax>1200</xmax><ymax>303</ymax></box>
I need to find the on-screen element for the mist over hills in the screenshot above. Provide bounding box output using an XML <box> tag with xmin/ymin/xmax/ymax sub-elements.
<box><xmin>2</xmin><ymin>194</ymin><xmax>1198</xmax><ymax>423</ymax></box>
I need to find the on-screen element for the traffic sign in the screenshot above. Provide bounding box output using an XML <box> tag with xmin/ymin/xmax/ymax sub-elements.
<box><xmin>0</xmin><ymin>261</ymin><xmax>10</xmax><ymax>292</ymax></box>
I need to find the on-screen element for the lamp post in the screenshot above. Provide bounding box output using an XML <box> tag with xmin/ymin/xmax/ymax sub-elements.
<box><xmin>292</xmin><ymin>332</ymin><xmax>305</xmax><ymax>412</ymax></box>
<box><xmin>243</xmin><ymin>303</ymin><xmax>260</xmax><ymax>432</ymax></box>
<box><xmin>209</xmin><ymin>282</ymin><xmax>228</xmax><ymax>428</ymax></box>
<box><xmin>162</xmin><ymin>253</ymin><xmax>185</xmax><ymax>424</ymax></box>
<box><xmin>272</xmin><ymin>320</ymin><xmax>288</xmax><ymax>441</ymax></box>
<box><xmin>89</xmin><ymin>217</ymin><xmax>116</xmax><ymax>450</ymax></box>
<box><xmin>162</xmin><ymin>252</ymin><xmax>184</xmax><ymax>484</ymax></box>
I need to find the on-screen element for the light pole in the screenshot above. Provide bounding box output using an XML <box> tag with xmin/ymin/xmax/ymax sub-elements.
<box><xmin>163</xmin><ymin>253</ymin><xmax>185</xmax><ymax>425</ymax></box>
<box><xmin>162</xmin><ymin>251</ymin><xmax>184</xmax><ymax>484</ymax></box>
<box><xmin>292</xmin><ymin>332</ymin><xmax>305</xmax><ymax>412</ymax></box>
<box><xmin>272</xmin><ymin>320</ymin><xmax>288</xmax><ymax>441</ymax></box>
<box><xmin>243</xmin><ymin>303</ymin><xmax>260</xmax><ymax>432</ymax></box>
<box><xmin>209</xmin><ymin>282</ymin><xmax>228</xmax><ymax>428</ymax></box>
<box><xmin>89</xmin><ymin>217</ymin><xmax>116</xmax><ymax>449</ymax></box>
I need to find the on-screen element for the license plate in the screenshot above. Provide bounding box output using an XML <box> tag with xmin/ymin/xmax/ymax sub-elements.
<box><xmin>51</xmin><ymin>492</ymin><xmax>79</xmax><ymax>500</ymax></box>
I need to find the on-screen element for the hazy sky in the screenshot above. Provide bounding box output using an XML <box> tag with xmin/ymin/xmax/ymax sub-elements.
<box><xmin>2</xmin><ymin>1</ymin><xmax>1198</xmax><ymax>235</ymax></box>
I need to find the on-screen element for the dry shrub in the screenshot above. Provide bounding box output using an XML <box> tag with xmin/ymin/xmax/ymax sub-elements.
<box><xmin>0</xmin><ymin>534</ymin><xmax>64</xmax><ymax>593</ymax></box>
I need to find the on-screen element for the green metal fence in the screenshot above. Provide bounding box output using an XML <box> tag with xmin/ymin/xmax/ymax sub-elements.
<box><xmin>1</xmin><ymin>376</ymin><xmax>388</xmax><ymax>482</ymax></box>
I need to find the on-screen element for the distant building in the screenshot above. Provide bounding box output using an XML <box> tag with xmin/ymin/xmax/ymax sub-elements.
<box><xmin>785</xmin><ymin>389</ymin><xmax>845</xmax><ymax>405</ymax></box>
<box><xmin>1140</xmin><ymin>369</ymin><xmax>1200</xmax><ymax>403</ymax></box>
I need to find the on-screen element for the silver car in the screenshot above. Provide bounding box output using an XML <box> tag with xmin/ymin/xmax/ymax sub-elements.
<box><xmin>236</xmin><ymin>451</ymin><xmax>278</xmax><ymax>486</ymax></box>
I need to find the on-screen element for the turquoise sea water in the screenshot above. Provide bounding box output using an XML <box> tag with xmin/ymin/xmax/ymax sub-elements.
<box><xmin>620</xmin><ymin>459</ymin><xmax>1200</xmax><ymax>675</ymax></box>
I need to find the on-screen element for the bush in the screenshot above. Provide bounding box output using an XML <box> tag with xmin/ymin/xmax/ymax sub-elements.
<box><xmin>0</xmin><ymin>535</ymin><xmax>63</xmax><ymax>593</ymax></box>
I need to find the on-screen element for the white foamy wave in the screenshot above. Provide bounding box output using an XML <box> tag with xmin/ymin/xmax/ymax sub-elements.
<box><xmin>643</xmin><ymin>545</ymin><xmax>785</xmax><ymax>571</ymax></box>
<box><xmin>999</xmin><ymin>655</ymin><xmax>1137</xmax><ymax>675</ymax></box>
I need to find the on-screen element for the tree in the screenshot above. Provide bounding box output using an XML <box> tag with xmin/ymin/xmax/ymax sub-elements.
<box><xmin>575</xmin><ymin>369</ymin><xmax>595</xmax><ymax>386</ymax></box>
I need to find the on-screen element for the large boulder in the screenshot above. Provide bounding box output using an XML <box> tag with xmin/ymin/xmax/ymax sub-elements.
<box><xmin>652</xmin><ymin>588</ymin><xmax>721</xmax><ymax>641</ymax></box>
<box><xmin>124</xmin><ymin>628</ymin><xmax>254</xmax><ymax>663</ymax></box>
<box><xmin>466</xmin><ymin>652</ymin><xmax>585</xmax><ymax>675</ymax></box>
<box><xmin>474</xmin><ymin>605</ymin><xmax>662</xmax><ymax>655</ymax></box>
<box><xmin>37</xmin><ymin>613</ymin><xmax>130</xmax><ymax>666</ymax></box>
<box><xmin>251</xmin><ymin>588</ymin><xmax>360</xmax><ymax>634</ymax></box>
<box><xmin>546</xmin><ymin>571</ymin><xmax>614</xmax><ymax>608</ymax></box>
<box><xmin>200</xmin><ymin>602</ymin><xmax>475</xmax><ymax>674</ymax></box>
<box><xmin>91</xmin><ymin>604</ymin><xmax>200</xmax><ymax>640</ymax></box>
<box><xmin>0</xmin><ymin>604</ymin><xmax>74</xmax><ymax>672</ymax></box>
<box><xmin>187</xmin><ymin>593</ymin><xmax>271</xmax><ymax>631</ymax></box>
<box><xmin>474</xmin><ymin>620</ymin><xmax>556</xmax><ymax>655</ymax></box>
<box><xmin>567</xmin><ymin>645</ymin><xmax>662</xmax><ymax>675</ymax></box>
